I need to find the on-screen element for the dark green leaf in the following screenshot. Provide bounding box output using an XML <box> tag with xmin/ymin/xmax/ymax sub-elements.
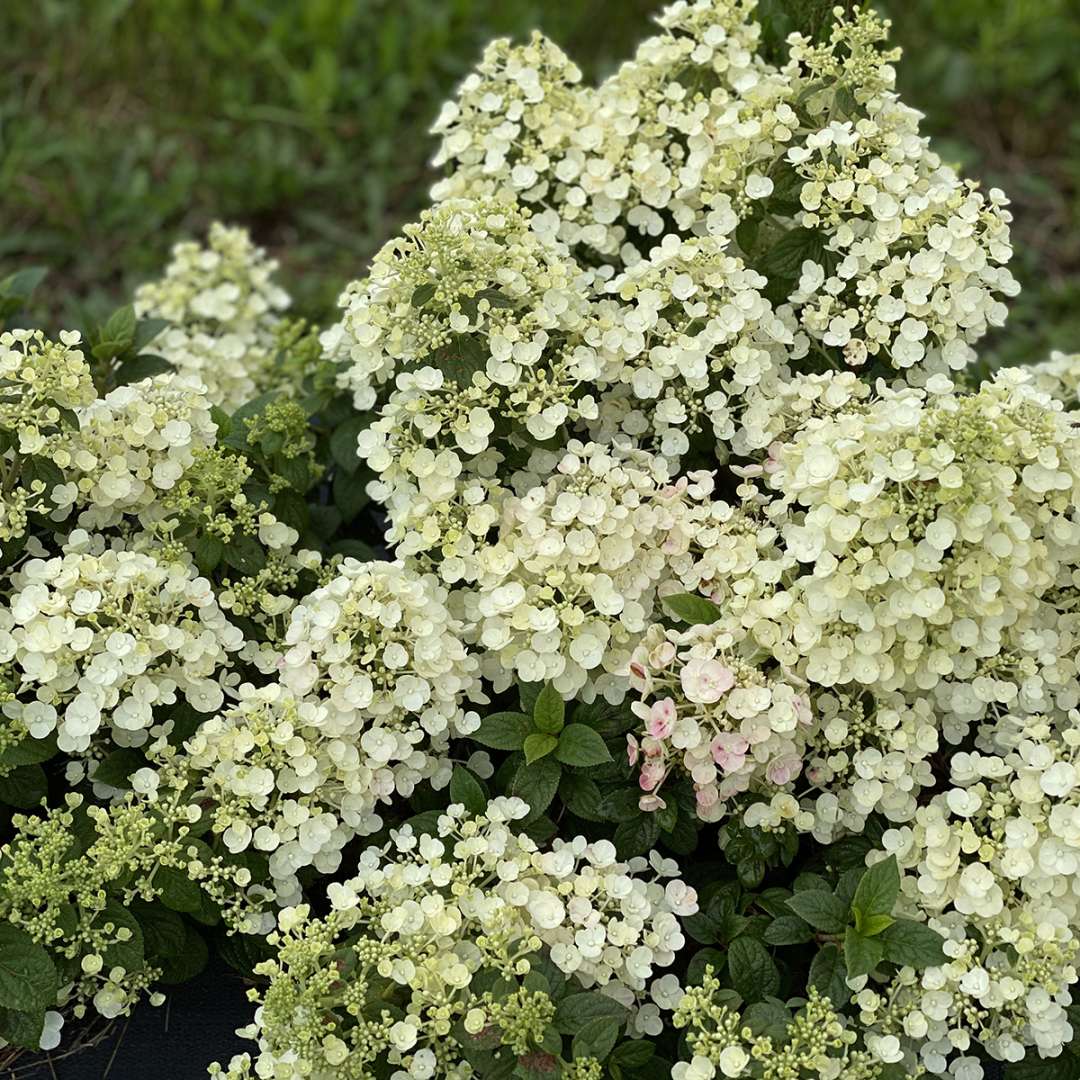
<box><xmin>333</xmin><ymin>465</ymin><xmax>370</xmax><ymax>519</ymax></box>
<box><xmin>879</xmin><ymin>918</ymin><xmax>948</xmax><ymax>970</ymax></box>
<box><xmin>555</xmin><ymin>724</ymin><xmax>611</xmax><ymax>767</ymax></box>
<box><xmin>687</xmin><ymin>947</ymin><xmax>727</xmax><ymax>987</ymax></box>
<box><xmin>0</xmin><ymin>764</ymin><xmax>47</xmax><ymax>808</ymax></box>
<box><xmin>553</xmin><ymin>992</ymin><xmax>629</xmax><ymax>1035</ymax></box>
<box><xmin>843</xmin><ymin>926</ymin><xmax>884</xmax><ymax>980</ymax></box>
<box><xmin>113</xmin><ymin>353</ymin><xmax>173</xmax><ymax>385</ymax></box>
<box><xmin>532</xmin><ymin>683</ymin><xmax>565</xmax><ymax>735</ymax></box>
<box><xmin>785</xmin><ymin>890</ymin><xmax>848</xmax><ymax>934</ymax></box>
<box><xmin>156</xmin><ymin>866</ymin><xmax>204</xmax><ymax>914</ymax></box>
<box><xmin>223</xmin><ymin>534</ymin><xmax>267</xmax><ymax>574</ymax></box>
<box><xmin>559</xmin><ymin>774</ymin><xmax>605</xmax><ymax>822</ymax></box>
<box><xmin>613</xmin><ymin>814</ymin><xmax>661</xmax><ymax>859</ymax></box>
<box><xmin>764</xmin><ymin>915</ymin><xmax>815</xmax><ymax>946</ymax></box>
<box><xmin>0</xmin><ymin>1004</ymin><xmax>44</xmax><ymax>1050</ymax></box>
<box><xmin>474</xmin><ymin>712</ymin><xmax>532</xmax><ymax>751</ymax></box>
<box><xmin>193</xmin><ymin>534</ymin><xmax>224</xmax><ymax>574</ymax></box>
<box><xmin>0</xmin><ymin>925</ymin><xmax>58</xmax><ymax>1012</ymax></box>
<box><xmin>852</xmin><ymin>855</ymin><xmax>900</xmax><ymax>921</ymax></box>
<box><xmin>808</xmin><ymin>943</ymin><xmax>848</xmax><ymax>1007</ymax></box>
<box><xmin>511</xmin><ymin>756</ymin><xmax>561</xmax><ymax>819</ymax></box>
<box><xmin>0</xmin><ymin>732</ymin><xmax>57</xmax><ymax>768</ymax></box>
<box><xmin>411</xmin><ymin>282</ymin><xmax>437</xmax><ymax>307</ymax></box>
<box><xmin>133</xmin><ymin>316</ymin><xmax>170</xmax><ymax>352</ymax></box>
<box><xmin>660</xmin><ymin>592</ymin><xmax>724</xmax><ymax>625</ymax></box>
<box><xmin>92</xmin><ymin>748</ymin><xmax>145</xmax><ymax>789</ymax></box>
<box><xmin>727</xmin><ymin>936</ymin><xmax>780</xmax><ymax>1002</ymax></box>
<box><xmin>742</xmin><ymin>1000</ymin><xmax>793</xmax><ymax>1041</ymax></box>
<box><xmin>758</xmin><ymin>226</ymin><xmax>825</xmax><ymax>280</ymax></box>
<box><xmin>572</xmin><ymin>1017</ymin><xmax>620</xmax><ymax>1062</ymax></box>
<box><xmin>449</xmin><ymin>766</ymin><xmax>487</xmax><ymax>815</ymax></box>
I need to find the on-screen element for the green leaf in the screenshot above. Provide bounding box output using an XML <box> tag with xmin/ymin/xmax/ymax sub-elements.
<box><xmin>449</xmin><ymin>766</ymin><xmax>487</xmax><ymax>815</ymax></box>
<box><xmin>92</xmin><ymin>748</ymin><xmax>145</xmax><ymax>789</ymax></box>
<box><xmin>133</xmin><ymin>316</ymin><xmax>170</xmax><ymax>352</ymax></box>
<box><xmin>93</xmin><ymin>304</ymin><xmax>138</xmax><ymax>361</ymax></box>
<box><xmin>473</xmin><ymin>712</ymin><xmax>531</xmax><ymax>751</ymax></box>
<box><xmin>764</xmin><ymin>915</ymin><xmax>815</xmax><ymax>946</ymax></box>
<box><xmin>518</xmin><ymin>681</ymin><xmax>544</xmax><ymax>715</ymax></box>
<box><xmin>758</xmin><ymin>226</ymin><xmax>825</xmax><ymax>280</ymax></box>
<box><xmin>132</xmin><ymin>901</ymin><xmax>186</xmax><ymax>962</ymax></box>
<box><xmin>157</xmin><ymin>923</ymin><xmax>208</xmax><ymax>984</ymax></box>
<box><xmin>523</xmin><ymin>732</ymin><xmax>559</xmax><ymax>765</ymax></box>
<box><xmin>411</xmin><ymin>282</ymin><xmax>437</xmax><ymax>307</ymax></box>
<box><xmin>660</xmin><ymin>592</ymin><xmax>724</xmax><ymax>626</ymax></box>
<box><xmin>852</xmin><ymin>855</ymin><xmax>900</xmax><ymax>921</ymax></box>
<box><xmin>23</xmin><ymin>456</ymin><xmax>64</xmax><ymax>493</ymax></box>
<box><xmin>613</xmin><ymin>814</ymin><xmax>661</xmax><ymax>859</ymax></box>
<box><xmin>785</xmin><ymin>890</ymin><xmax>848</xmax><ymax>934</ymax></box>
<box><xmin>193</xmin><ymin>534</ymin><xmax>225</xmax><ymax>574</ymax></box>
<box><xmin>726</xmin><ymin>936</ymin><xmax>780</xmax><ymax>1003</ymax></box>
<box><xmin>553</xmin><ymin>993</ymin><xmax>630</xmax><ymax>1036</ymax></box>
<box><xmin>333</xmin><ymin>465</ymin><xmax>370</xmax><ymax>520</ymax></box>
<box><xmin>223</xmin><ymin>533</ymin><xmax>267</xmax><ymax>574</ymax></box>
<box><xmin>114</xmin><ymin>353</ymin><xmax>173</xmax><ymax>385</ymax></box>
<box><xmin>0</xmin><ymin>1004</ymin><xmax>45</xmax><ymax>1050</ymax></box>
<box><xmin>559</xmin><ymin>774</ymin><xmax>605</xmax><ymax>822</ymax></box>
<box><xmin>879</xmin><ymin>918</ymin><xmax>948</xmax><ymax>970</ymax></box>
<box><xmin>0</xmin><ymin>764</ymin><xmax>47</xmax><ymax>808</ymax></box>
<box><xmin>555</xmin><ymin>724</ymin><xmax>611</xmax><ymax>767</ymax></box>
<box><xmin>156</xmin><ymin>866</ymin><xmax>204</xmax><ymax>914</ymax></box>
<box><xmin>598</xmin><ymin>789</ymin><xmax>641</xmax><ymax>822</ymax></box>
<box><xmin>687</xmin><ymin>947</ymin><xmax>727</xmax><ymax>987</ymax></box>
<box><xmin>511</xmin><ymin>756</ymin><xmax>561</xmax><ymax>819</ymax></box>
<box><xmin>1005</xmin><ymin>1050</ymin><xmax>1080</xmax><ymax>1080</ymax></box>
<box><xmin>0</xmin><ymin>732</ymin><xmax>57</xmax><ymax>769</ymax></box>
<box><xmin>742</xmin><ymin>1000</ymin><xmax>793</xmax><ymax>1041</ymax></box>
<box><xmin>217</xmin><ymin>928</ymin><xmax>275</xmax><ymax>976</ymax></box>
<box><xmin>843</xmin><ymin>926</ymin><xmax>885</xmax><ymax>980</ymax></box>
<box><xmin>532</xmin><ymin>683</ymin><xmax>565</xmax><ymax>735</ymax></box>
<box><xmin>572</xmin><ymin>1017</ymin><xmax>620</xmax><ymax>1062</ymax></box>
<box><xmin>610</xmin><ymin>1040</ymin><xmax>655</xmax><ymax>1069</ymax></box>
<box><xmin>808</xmin><ymin>943</ymin><xmax>848</xmax><ymax>1006</ymax></box>
<box><xmin>100</xmin><ymin>900</ymin><xmax>145</xmax><ymax>972</ymax></box>
<box><xmin>0</xmin><ymin>266</ymin><xmax>47</xmax><ymax>300</ymax></box>
<box><xmin>856</xmin><ymin>913</ymin><xmax>895</xmax><ymax>938</ymax></box>
<box><xmin>0</xmin><ymin>924</ymin><xmax>58</xmax><ymax>1013</ymax></box>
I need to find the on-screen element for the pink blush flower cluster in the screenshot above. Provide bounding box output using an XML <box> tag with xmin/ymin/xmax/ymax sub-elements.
<box><xmin>627</xmin><ymin>623</ymin><xmax>814</xmax><ymax>821</ymax></box>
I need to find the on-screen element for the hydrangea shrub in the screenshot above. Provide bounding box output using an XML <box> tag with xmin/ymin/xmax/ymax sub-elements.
<box><xmin>1</xmin><ymin>3</ymin><xmax>1078</xmax><ymax>1080</ymax></box>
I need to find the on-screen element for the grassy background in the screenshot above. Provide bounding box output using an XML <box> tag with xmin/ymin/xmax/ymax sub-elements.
<box><xmin>1</xmin><ymin>0</ymin><xmax>1077</xmax><ymax>367</ymax></box>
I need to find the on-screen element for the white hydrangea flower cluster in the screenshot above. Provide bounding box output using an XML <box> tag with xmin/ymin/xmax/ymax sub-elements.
<box><xmin>327</xmin><ymin>0</ymin><xmax>1030</xmax><ymax>713</ymax></box>
<box><xmin>428</xmin><ymin>0</ymin><xmax>1016</xmax><ymax>382</ymax></box>
<box><xmin>1032</xmin><ymin>350</ymin><xmax>1080</xmax><ymax>410</ymax></box>
<box><xmin>765</xmin><ymin>371</ymin><xmax>1080</xmax><ymax>724</ymax></box>
<box><xmin>185</xmin><ymin>682</ymin><xmax>374</xmax><ymax>903</ymax></box>
<box><xmin>0</xmin><ymin>328</ymin><xmax>97</xmax><ymax>540</ymax></box>
<box><xmin>625</xmin><ymin>368</ymin><xmax>1080</xmax><ymax>842</ymax></box>
<box><xmin>855</xmin><ymin>710</ymin><xmax>1080</xmax><ymax>1073</ymax></box>
<box><xmin>135</xmin><ymin>223</ymin><xmax>291</xmax><ymax>411</ymax></box>
<box><xmin>71</xmin><ymin>371</ymin><xmax>218</xmax><ymax>530</ymax></box>
<box><xmin>0</xmin><ymin>531</ymin><xmax>243</xmax><ymax>752</ymax></box>
<box><xmin>328</xmin><ymin>196</ymin><xmax>593</xmax><ymax>409</ymax></box>
<box><xmin>463</xmin><ymin>441</ymin><xmax>710</xmax><ymax>698</ymax></box>
<box><xmin>209</xmin><ymin>798</ymin><xmax>696</xmax><ymax>1080</ymax></box>
<box><xmin>277</xmin><ymin>558</ymin><xmax>483</xmax><ymax>805</ymax></box>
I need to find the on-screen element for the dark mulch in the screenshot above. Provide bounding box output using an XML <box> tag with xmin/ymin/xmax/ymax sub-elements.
<box><xmin>5</xmin><ymin>963</ymin><xmax>251</xmax><ymax>1080</ymax></box>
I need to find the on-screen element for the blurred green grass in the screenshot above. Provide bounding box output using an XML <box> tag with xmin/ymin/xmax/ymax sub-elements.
<box><xmin>1</xmin><ymin>0</ymin><xmax>1077</xmax><ymax>366</ymax></box>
